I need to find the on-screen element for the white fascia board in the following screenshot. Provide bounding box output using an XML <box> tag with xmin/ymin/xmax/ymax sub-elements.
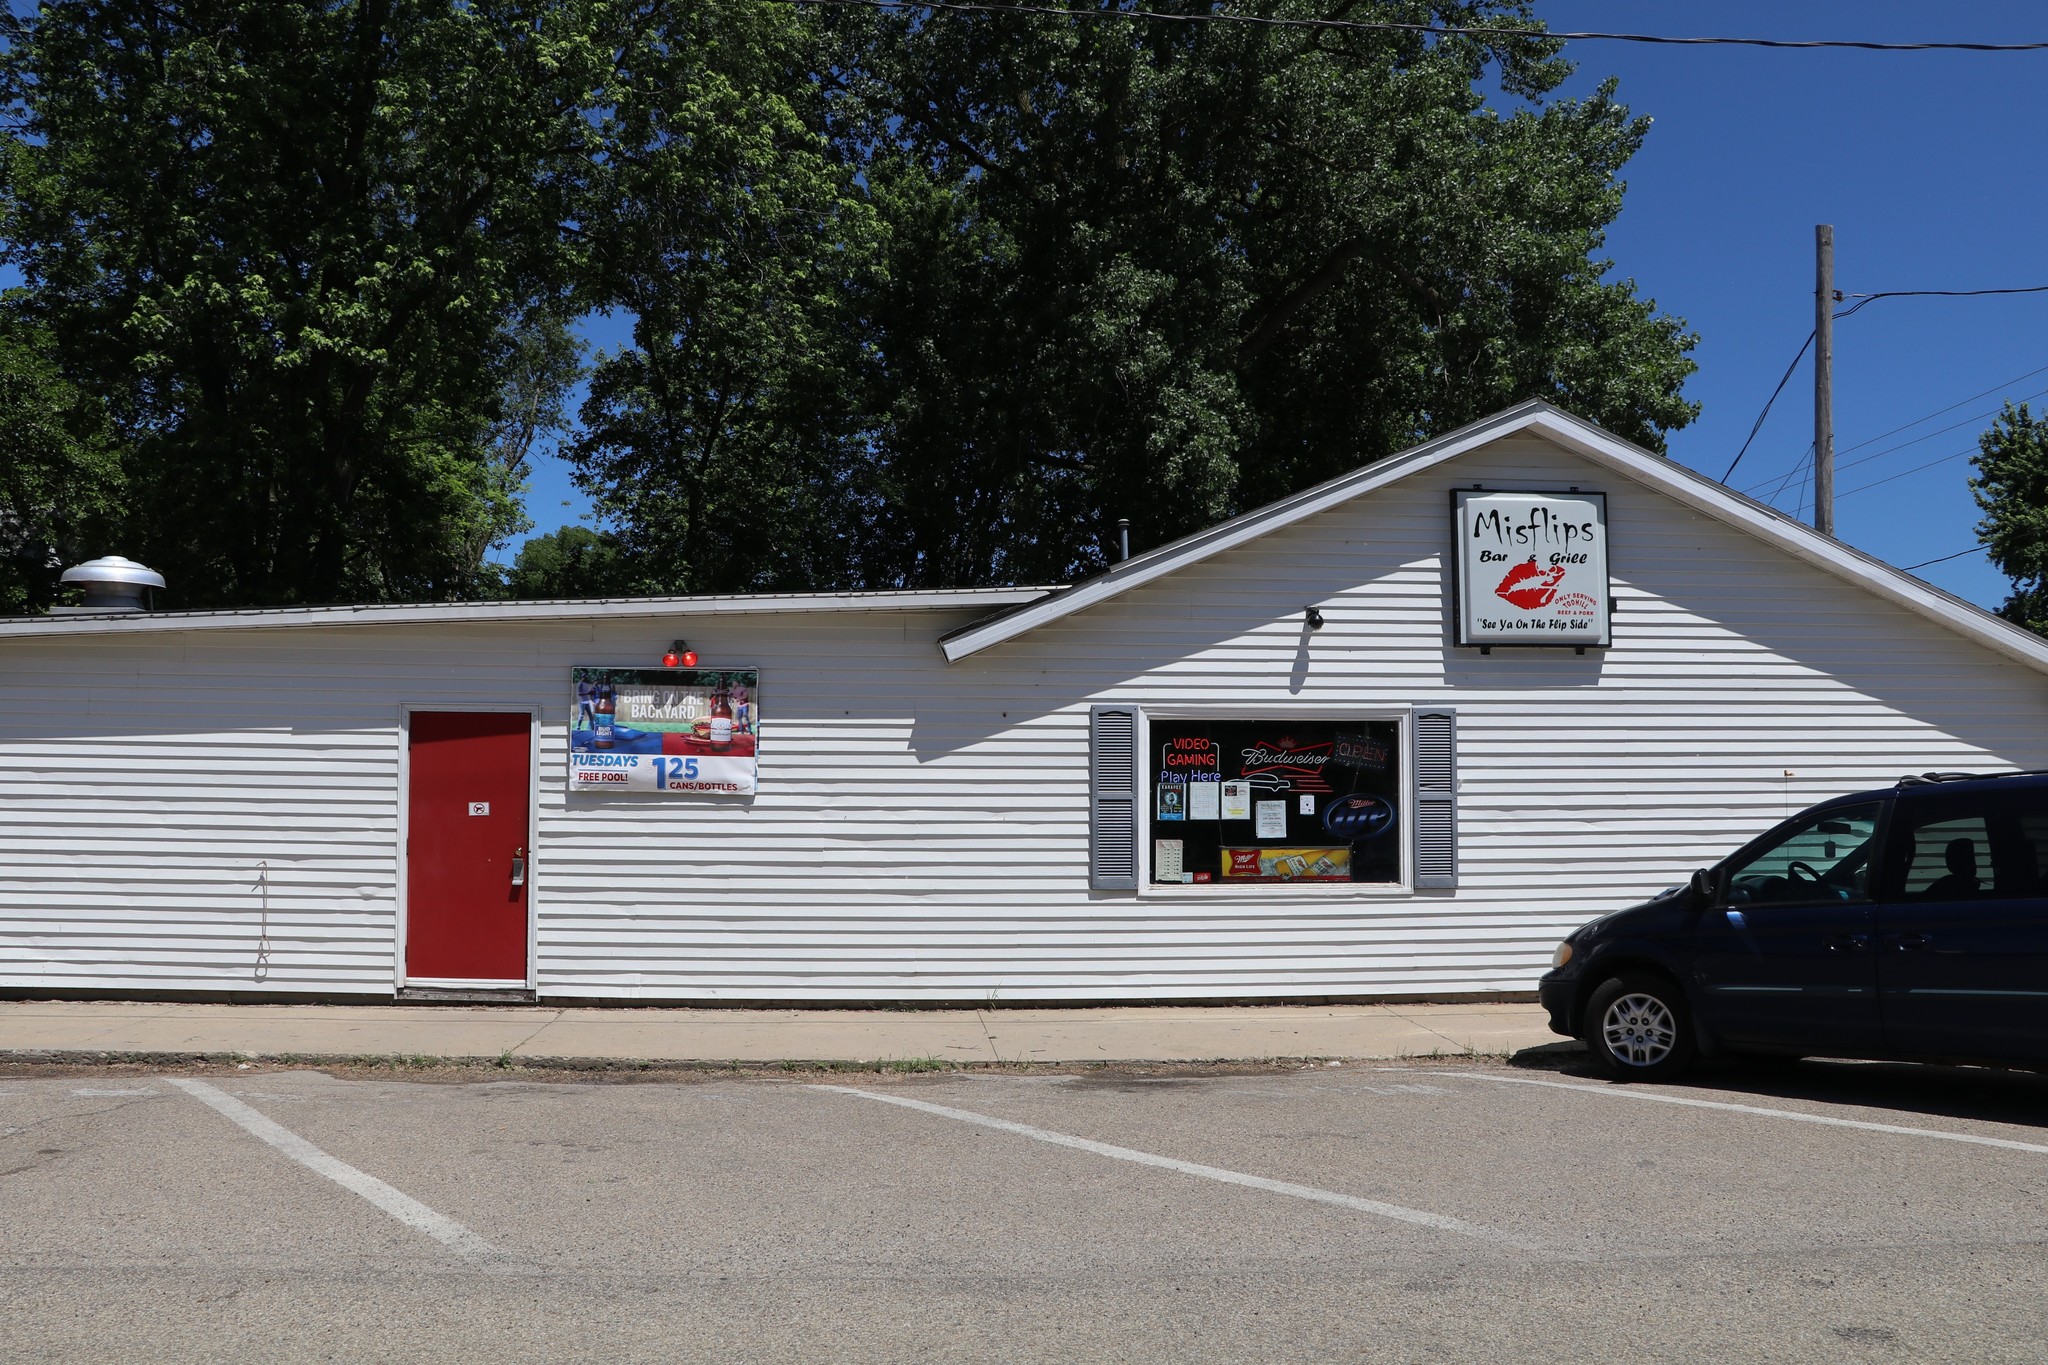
<box><xmin>939</xmin><ymin>398</ymin><xmax>2048</xmax><ymax>679</ymax></box>
<box><xmin>938</xmin><ymin>402</ymin><xmax>1555</xmax><ymax>662</ymax></box>
<box><xmin>1528</xmin><ymin>409</ymin><xmax>2048</xmax><ymax>677</ymax></box>
<box><xmin>0</xmin><ymin>586</ymin><xmax>1061</xmax><ymax>641</ymax></box>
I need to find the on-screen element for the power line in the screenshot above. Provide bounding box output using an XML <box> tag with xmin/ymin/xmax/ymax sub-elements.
<box><xmin>1832</xmin><ymin>386</ymin><xmax>2048</xmax><ymax>476</ymax></box>
<box><xmin>1902</xmin><ymin>544</ymin><xmax>1988</xmax><ymax>571</ymax></box>
<box><xmin>1833</xmin><ymin>360</ymin><xmax>2048</xmax><ymax>459</ymax></box>
<box><xmin>1744</xmin><ymin>382</ymin><xmax>2048</xmax><ymax>494</ymax></box>
<box><xmin>1835</xmin><ymin>444</ymin><xmax>1980</xmax><ymax>500</ymax></box>
<box><xmin>1721</xmin><ymin>330</ymin><xmax>1814</xmax><ymax>482</ymax></box>
<box><xmin>783</xmin><ymin>1</ymin><xmax>2048</xmax><ymax>51</ymax></box>
<box><xmin>1753</xmin><ymin>443</ymin><xmax>1812</xmax><ymax>510</ymax></box>
<box><xmin>1835</xmin><ymin>285</ymin><xmax>2048</xmax><ymax>319</ymax></box>
<box><xmin>1729</xmin><ymin>332</ymin><xmax>2048</xmax><ymax>495</ymax></box>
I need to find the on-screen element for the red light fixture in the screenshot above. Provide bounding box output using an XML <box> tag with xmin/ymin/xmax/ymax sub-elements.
<box><xmin>664</xmin><ymin>640</ymin><xmax>696</xmax><ymax>669</ymax></box>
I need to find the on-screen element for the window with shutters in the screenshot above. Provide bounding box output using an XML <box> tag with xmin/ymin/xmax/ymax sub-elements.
<box><xmin>1144</xmin><ymin>718</ymin><xmax>1403</xmax><ymax>886</ymax></box>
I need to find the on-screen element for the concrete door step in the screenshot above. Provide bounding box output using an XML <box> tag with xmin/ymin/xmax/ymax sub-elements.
<box><xmin>395</xmin><ymin>986</ymin><xmax>537</xmax><ymax>1005</ymax></box>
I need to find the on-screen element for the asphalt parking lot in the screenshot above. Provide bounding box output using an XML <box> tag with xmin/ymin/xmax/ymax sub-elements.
<box><xmin>5</xmin><ymin>1056</ymin><xmax>2048</xmax><ymax>1363</ymax></box>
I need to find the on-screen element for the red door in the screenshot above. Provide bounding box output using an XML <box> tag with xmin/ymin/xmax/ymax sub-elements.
<box><xmin>405</xmin><ymin>711</ymin><xmax>532</xmax><ymax>982</ymax></box>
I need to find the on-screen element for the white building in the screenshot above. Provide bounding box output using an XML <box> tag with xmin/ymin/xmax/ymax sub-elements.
<box><xmin>4</xmin><ymin>402</ymin><xmax>2045</xmax><ymax>1003</ymax></box>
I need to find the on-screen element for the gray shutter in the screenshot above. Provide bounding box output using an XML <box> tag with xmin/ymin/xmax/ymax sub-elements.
<box><xmin>1089</xmin><ymin>705</ymin><xmax>1141</xmax><ymax>890</ymax></box>
<box><xmin>1413</xmin><ymin>708</ymin><xmax>1459</xmax><ymax>890</ymax></box>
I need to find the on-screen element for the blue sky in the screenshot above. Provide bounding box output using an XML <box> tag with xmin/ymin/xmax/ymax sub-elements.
<box><xmin>522</xmin><ymin>2</ymin><xmax>2048</xmax><ymax>610</ymax></box>
<box><xmin>1522</xmin><ymin>0</ymin><xmax>2048</xmax><ymax>610</ymax></box>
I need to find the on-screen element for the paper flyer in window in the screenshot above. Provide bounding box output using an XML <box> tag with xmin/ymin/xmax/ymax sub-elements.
<box><xmin>1155</xmin><ymin>784</ymin><xmax>1186</xmax><ymax>821</ymax></box>
<box><xmin>1188</xmin><ymin>780</ymin><xmax>1221</xmax><ymax>821</ymax></box>
<box><xmin>1254</xmin><ymin>799</ymin><xmax>1288</xmax><ymax>838</ymax></box>
<box><xmin>1221</xmin><ymin>780</ymin><xmax>1251</xmax><ymax>821</ymax></box>
<box><xmin>1154</xmin><ymin>839</ymin><xmax>1184</xmax><ymax>883</ymax></box>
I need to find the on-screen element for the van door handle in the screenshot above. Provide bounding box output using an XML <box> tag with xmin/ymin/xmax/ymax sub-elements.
<box><xmin>510</xmin><ymin>848</ymin><xmax>527</xmax><ymax>888</ymax></box>
<box><xmin>1889</xmin><ymin>932</ymin><xmax>1930</xmax><ymax>951</ymax></box>
<box><xmin>1826</xmin><ymin>932</ymin><xmax>1871</xmax><ymax>952</ymax></box>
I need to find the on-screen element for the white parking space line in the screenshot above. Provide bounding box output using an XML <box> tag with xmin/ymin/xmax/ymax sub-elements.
<box><xmin>816</xmin><ymin>1085</ymin><xmax>1548</xmax><ymax>1253</ymax></box>
<box><xmin>1431</xmin><ymin>1071</ymin><xmax>2048</xmax><ymax>1156</ymax></box>
<box><xmin>165</xmin><ymin>1078</ymin><xmax>506</xmax><ymax>1263</ymax></box>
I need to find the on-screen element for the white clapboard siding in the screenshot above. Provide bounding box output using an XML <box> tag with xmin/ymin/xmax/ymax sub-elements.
<box><xmin>4</xmin><ymin>430</ymin><xmax>2048</xmax><ymax>1000</ymax></box>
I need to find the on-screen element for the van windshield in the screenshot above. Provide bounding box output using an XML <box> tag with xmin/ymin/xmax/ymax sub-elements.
<box><xmin>1724</xmin><ymin>802</ymin><xmax>1884</xmax><ymax>907</ymax></box>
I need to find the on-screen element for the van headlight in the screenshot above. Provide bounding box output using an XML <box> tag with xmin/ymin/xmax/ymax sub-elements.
<box><xmin>1551</xmin><ymin>941</ymin><xmax>1574</xmax><ymax>969</ymax></box>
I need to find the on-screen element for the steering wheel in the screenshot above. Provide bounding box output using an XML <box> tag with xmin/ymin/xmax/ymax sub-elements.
<box><xmin>1786</xmin><ymin>860</ymin><xmax>1823</xmax><ymax>884</ymax></box>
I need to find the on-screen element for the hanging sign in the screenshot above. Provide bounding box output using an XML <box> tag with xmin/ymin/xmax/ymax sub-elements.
<box><xmin>569</xmin><ymin>667</ymin><xmax>759</xmax><ymax>794</ymax></box>
<box><xmin>1452</xmin><ymin>490</ymin><xmax>1611</xmax><ymax>647</ymax></box>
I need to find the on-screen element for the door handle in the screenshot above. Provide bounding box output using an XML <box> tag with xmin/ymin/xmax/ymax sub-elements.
<box><xmin>510</xmin><ymin>847</ymin><xmax>527</xmax><ymax>888</ymax></box>
<box><xmin>1888</xmin><ymin>932</ymin><xmax>1930</xmax><ymax>951</ymax></box>
<box><xmin>1825</xmin><ymin>932</ymin><xmax>1871</xmax><ymax>952</ymax></box>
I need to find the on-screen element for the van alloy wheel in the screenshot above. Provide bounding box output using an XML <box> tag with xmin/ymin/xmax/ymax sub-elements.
<box><xmin>1584</xmin><ymin>973</ymin><xmax>1697</xmax><ymax>1081</ymax></box>
<box><xmin>1602</xmin><ymin>993</ymin><xmax>1677</xmax><ymax>1068</ymax></box>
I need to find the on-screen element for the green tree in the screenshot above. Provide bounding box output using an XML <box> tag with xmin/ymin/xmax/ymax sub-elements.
<box><xmin>831</xmin><ymin>0</ymin><xmax>1697</xmax><ymax>586</ymax></box>
<box><xmin>504</xmin><ymin>524</ymin><xmax>625</xmax><ymax>598</ymax></box>
<box><xmin>0</xmin><ymin>1</ymin><xmax>614</xmax><ymax>607</ymax></box>
<box><xmin>571</xmin><ymin>1</ymin><xmax>883</xmax><ymax>595</ymax></box>
<box><xmin>0</xmin><ymin>314</ymin><xmax>126</xmax><ymax>614</ymax></box>
<box><xmin>1971</xmin><ymin>402</ymin><xmax>2048</xmax><ymax>636</ymax></box>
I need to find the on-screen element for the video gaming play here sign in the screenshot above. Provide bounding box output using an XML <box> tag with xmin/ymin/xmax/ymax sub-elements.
<box><xmin>1452</xmin><ymin>489</ymin><xmax>1612</xmax><ymax>648</ymax></box>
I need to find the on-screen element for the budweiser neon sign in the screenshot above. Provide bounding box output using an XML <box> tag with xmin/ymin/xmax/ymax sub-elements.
<box><xmin>1238</xmin><ymin>738</ymin><xmax>1333</xmax><ymax>793</ymax></box>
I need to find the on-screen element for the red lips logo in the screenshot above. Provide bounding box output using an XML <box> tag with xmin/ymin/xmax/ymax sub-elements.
<box><xmin>1495</xmin><ymin>558</ymin><xmax>1567</xmax><ymax>610</ymax></box>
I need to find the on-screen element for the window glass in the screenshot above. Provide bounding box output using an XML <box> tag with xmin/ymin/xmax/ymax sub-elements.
<box><xmin>1883</xmin><ymin>788</ymin><xmax>2048</xmax><ymax>903</ymax></box>
<box><xmin>1148</xmin><ymin>719</ymin><xmax>1401</xmax><ymax>886</ymax></box>
<box><xmin>1724</xmin><ymin>803</ymin><xmax>1882</xmax><ymax>907</ymax></box>
<box><xmin>1899</xmin><ymin>816</ymin><xmax>1996</xmax><ymax>898</ymax></box>
<box><xmin>2018</xmin><ymin>809</ymin><xmax>2048</xmax><ymax>891</ymax></box>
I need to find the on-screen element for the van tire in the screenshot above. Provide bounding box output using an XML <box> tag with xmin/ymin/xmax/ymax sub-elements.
<box><xmin>1586</xmin><ymin>973</ymin><xmax>1698</xmax><ymax>1082</ymax></box>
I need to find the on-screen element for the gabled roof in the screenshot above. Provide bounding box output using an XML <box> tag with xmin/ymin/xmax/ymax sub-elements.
<box><xmin>936</xmin><ymin>399</ymin><xmax>2048</xmax><ymax>675</ymax></box>
<box><xmin>0</xmin><ymin>585</ymin><xmax>1058</xmax><ymax>640</ymax></box>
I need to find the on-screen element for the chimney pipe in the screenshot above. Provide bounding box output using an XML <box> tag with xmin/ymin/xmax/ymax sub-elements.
<box><xmin>1117</xmin><ymin>519</ymin><xmax>1131</xmax><ymax>563</ymax></box>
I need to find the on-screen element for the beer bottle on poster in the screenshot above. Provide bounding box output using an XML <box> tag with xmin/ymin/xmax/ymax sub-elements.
<box><xmin>593</xmin><ymin>684</ymin><xmax>616</xmax><ymax>749</ymax></box>
<box><xmin>709</xmin><ymin>685</ymin><xmax>734</xmax><ymax>749</ymax></box>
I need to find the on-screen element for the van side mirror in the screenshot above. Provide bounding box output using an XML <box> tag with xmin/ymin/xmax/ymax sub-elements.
<box><xmin>1689</xmin><ymin>867</ymin><xmax>1716</xmax><ymax>905</ymax></box>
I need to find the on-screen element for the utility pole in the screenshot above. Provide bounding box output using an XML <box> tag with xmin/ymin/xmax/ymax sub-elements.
<box><xmin>1814</xmin><ymin>224</ymin><xmax>1835</xmax><ymax>536</ymax></box>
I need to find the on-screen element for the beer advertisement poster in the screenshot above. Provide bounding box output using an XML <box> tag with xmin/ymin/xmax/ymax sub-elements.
<box><xmin>569</xmin><ymin>667</ymin><xmax>759</xmax><ymax>795</ymax></box>
<box><xmin>1452</xmin><ymin>490</ymin><xmax>1611</xmax><ymax>648</ymax></box>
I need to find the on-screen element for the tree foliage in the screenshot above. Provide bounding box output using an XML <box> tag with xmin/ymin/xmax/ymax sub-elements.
<box><xmin>1972</xmin><ymin>402</ymin><xmax>2048</xmax><ymax>636</ymax></box>
<box><xmin>0</xmin><ymin>0</ymin><xmax>610</xmax><ymax>607</ymax></box>
<box><xmin>2</xmin><ymin>1</ymin><xmax>1699</xmax><ymax>606</ymax></box>
<box><xmin>503</xmin><ymin>523</ymin><xmax>625</xmax><ymax>598</ymax></box>
<box><xmin>0</xmin><ymin>312</ymin><xmax>125</xmax><ymax>614</ymax></box>
<box><xmin>569</xmin><ymin>3</ymin><xmax>883</xmax><ymax>595</ymax></box>
<box><xmin>574</xmin><ymin>1</ymin><xmax>1697</xmax><ymax>590</ymax></box>
<box><xmin>818</xmin><ymin>0</ymin><xmax>1696</xmax><ymax>586</ymax></box>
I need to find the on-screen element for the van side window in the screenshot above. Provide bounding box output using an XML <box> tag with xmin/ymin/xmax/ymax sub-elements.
<box><xmin>1900</xmin><ymin>816</ymin><xmax>1996</xmax><ymax>899</ymax></box>
<box><xmin>2012</xmin><ymin>800</ymin><xmax>2048</xmax><ymax>896</ymax></box>
<box><xmin>1882</xmin><ymin>788</ymin><xmax>2048</xmax><ymax>903</ymax></box>
<box><xmin>1723</xmin><ymin>803</ymin><xmax>1883</xmax><ymax>907</ymax></box>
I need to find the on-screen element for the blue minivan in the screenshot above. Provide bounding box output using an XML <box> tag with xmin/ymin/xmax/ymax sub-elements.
<box><xmin>1540</xmin><ymin>771</ymin><xmax>2048</xmax><ymax>1080</ymax></box>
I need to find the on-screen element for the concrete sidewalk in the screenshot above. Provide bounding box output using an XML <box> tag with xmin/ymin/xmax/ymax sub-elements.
<box><xmin>0</xmin><ymin>999</ymin><xmax>1560</xmax><ymax>1066</ymax></box>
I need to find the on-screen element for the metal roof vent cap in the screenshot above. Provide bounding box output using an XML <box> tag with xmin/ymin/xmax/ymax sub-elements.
<box><xmin>56</xmin><ymin>555</ymin><xmax>165</xmax><ymax>614</ymax></box>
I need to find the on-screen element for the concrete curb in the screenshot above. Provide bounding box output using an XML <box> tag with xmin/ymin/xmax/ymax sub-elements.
<box><xmin>0</xmin><ymin>1000</ymin><xmax>1567</xmax><ymax>1068</ymax></box>
<box><xmin>0</xmin><ymin>1047</ymin><xmax>1530</xmax><ymax>1072</ymax></box>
